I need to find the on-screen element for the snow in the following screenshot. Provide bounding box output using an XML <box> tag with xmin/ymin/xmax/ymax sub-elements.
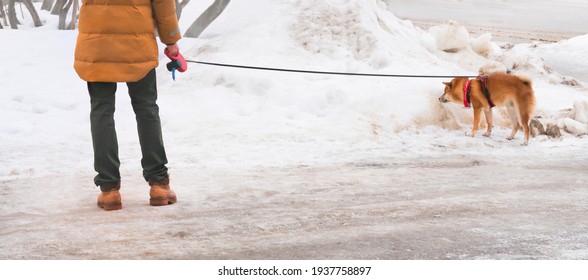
<box><xmin>1</xmin><ymin>0</ymin><xmax>588</xmax><ymax>261</ymax></box>
<box><xmin>537</xmin><ymin>34</ymin><xmax>588</xmax><ymax>83</ymax></box>
<box><xmin>428</xmin><ymin>21</ymin><xmax>471</xmax><ymax>52</ymax></box>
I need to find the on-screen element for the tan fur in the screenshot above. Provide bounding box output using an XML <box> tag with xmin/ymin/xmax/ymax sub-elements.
<box><xmin>439</xmin><ymin>72</ymin><xmax>536</xmax><ymax>145</ymax></box>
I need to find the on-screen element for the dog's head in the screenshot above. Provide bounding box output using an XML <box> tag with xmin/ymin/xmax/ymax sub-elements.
<box><xmin>439</xmin><ymin>77</ymin><xmax>468</xmax><ymax>104</ymax></box>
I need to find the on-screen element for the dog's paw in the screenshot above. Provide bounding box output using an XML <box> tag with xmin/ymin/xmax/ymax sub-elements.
<box><xmin>506</xmin><ymin>136</ymin><xmax>514</xmax><ymax>141</ymax></box>
<box><xmin>465</xmin><ymin>131</ymin><xmax>475</xmax><ymax>137</ymax></box>
<box><xmin>483</xmin><ymin>132</ymin><xmax>492</xmax><ymax>137</ymax></box>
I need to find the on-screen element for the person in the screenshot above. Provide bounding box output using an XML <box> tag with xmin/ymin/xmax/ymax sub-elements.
<box><xmin>74</xmin><ymin>0</ymin><xmax>181</xmax><ymax>211</ymax></box>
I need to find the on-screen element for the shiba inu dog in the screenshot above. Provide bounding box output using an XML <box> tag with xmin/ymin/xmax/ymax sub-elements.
<box><xmin>439</xmin><ymin>72</ymin><xmax>535</xmax><ymax>145</ymax></box>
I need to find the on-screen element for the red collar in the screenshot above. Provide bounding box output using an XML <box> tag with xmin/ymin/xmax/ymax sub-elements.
<box><xmin>462</xmin><ymin>79</ymin><xmax>472</xmax><ymax>108</ymax></box>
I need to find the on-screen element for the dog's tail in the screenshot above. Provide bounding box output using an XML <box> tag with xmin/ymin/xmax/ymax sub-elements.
<box><xmin>516</xmin><ymin>75</ymin><xmax>533</xmax><ymax>87</ymax></box>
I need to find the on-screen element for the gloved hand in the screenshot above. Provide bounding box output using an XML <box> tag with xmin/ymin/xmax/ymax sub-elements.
<box><xmin>165</xmin><ymin>43</ymin><xmax>180</xmax><ymax>57</ymax></box>
<box><xmin>165</xmin><ymin>45</ymin><xmax>187</xmax><ymax>73</ymax></box>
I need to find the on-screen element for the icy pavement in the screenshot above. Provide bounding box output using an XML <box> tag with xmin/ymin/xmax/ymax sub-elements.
<box><xmin>1</xmin><ymin>134</ymin><xmax>587</xmax><ymax>259</ymax></box>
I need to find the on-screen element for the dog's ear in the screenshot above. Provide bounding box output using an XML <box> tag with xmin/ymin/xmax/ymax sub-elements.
<box><xmin>442</xmin><ymin>82</ymin><xmax>451</xmax><ymax>88</ymax></box>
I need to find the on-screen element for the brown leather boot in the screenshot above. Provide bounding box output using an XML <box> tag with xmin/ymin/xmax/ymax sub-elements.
<box><xmin>97</xmin><ymin>183</ymin><xmax>122</xmax><ymax>211</ymax></box>
<box><xmin>149</xmin><ymin>177</ymin><xmax>177</xmax><ymax>206</ymax></box>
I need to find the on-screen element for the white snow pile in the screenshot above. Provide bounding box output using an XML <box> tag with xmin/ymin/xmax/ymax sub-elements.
<box><xmin>175</xmin><ymin>0</ymin><xmax>492</xmax><ymax>136</ymax></box>
<box><xmin>428</xmin><ymin>20</ymin><xmax>471</xmax><ymax>53</ymax></box>
<box><xmin>168</xmin><ymin>0</ymin><xmax>468</xmax><ymax>144</ymax></box>
<box><xmin>537</xmin><ymin>34</ymin><xmax>588</xmax><ymax>84</ymax></box>
<box><xmin>427</xmin><ymin>20</ymin><xmax>500</xmax><ymax>58</ymax></box>
<box><xmin>559</xmin><ymin>100</ymin><xmax>588</xmax><ymax>136</ymax></box>
<box><xmin>178</xmin><ymin>0</ymin><xmax>588</xmax><ymax>134</ymax></box>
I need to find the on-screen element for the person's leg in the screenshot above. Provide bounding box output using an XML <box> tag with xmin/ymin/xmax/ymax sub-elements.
<box><xmin>88</xmin><ymin>82</ymin><xmax>121</xmax><ymax>192</ymax></box>
<box><xmin>126</xmin><ymin>69</ymin><xmax>169</xmax><ymax>183</ymax></box>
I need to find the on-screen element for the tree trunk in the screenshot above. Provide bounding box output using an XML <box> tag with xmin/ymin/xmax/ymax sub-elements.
<box><xmin>67</xmin><ymin>0</ymin><xmax>78</xmax><ymax>30</ymax></box>
<box><xmin>180</xmin><ymin>0</ymin><xmax>190</xmax><ymax>9</ymax></box>
<box><xmin>0</xmin><ymin>0</ymin><xmax>5</xmax><ymax>28</ymax></box>
<box><xmin>184</xmin><ymin>0</ymin><xmax>230</xmax><ymax>38</ymax></box>
<box><xmin>42</xmin><ymin>0</ymin><xmax>55</xmax><ymax>11</ymax></box>
<box><xmin>173</xmin><ymin>0</ymin><xmax>190</xmax><ymax>20</ymax></box>
<box><xmin>22</xmin><ymin>0</ymin><xmax>43</xmax><ymax>27</ymax></box>
<box><xmin>58</xmin><ymin>0</ymin><xmax>73</xmax><ymax>29</ymax></box>
<box><xmin>7</xmin><ymin>0</ymin><xmax>19</xmax><ymax>29</ymax></box>
<box><xmin>174</xmin><ymin>0</ymin><xmax>181</xmax><ymax>19</ymax></box>
<box><xmin>51</xmin><ymin>0</ymin><xmax>66</xmax><ymax>15</ymax></box>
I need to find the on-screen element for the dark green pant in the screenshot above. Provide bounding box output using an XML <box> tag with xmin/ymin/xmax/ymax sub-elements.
<box><xmin>88</xmin><ymin>69</ymin><xmax>168</xmax><ymax>191</ymax></box>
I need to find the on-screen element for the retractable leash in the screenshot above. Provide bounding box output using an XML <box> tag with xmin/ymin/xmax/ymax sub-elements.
<box><xmin>168</xmin><ymin>55</ymin><xmax>479</xmax><ymax>80</ymax></box>
<box><xmin>165</xmin><ymin>48</ymin><xmax>188</xmax><ymax>81</ymax></box>
<box><xmin>184</xmin><ymin>59</ymin><xmax>478</xmax><ymax>79</ymax></box>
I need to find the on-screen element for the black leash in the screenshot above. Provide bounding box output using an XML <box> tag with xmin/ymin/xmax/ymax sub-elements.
<box><xmin>185</xmin><ymin>59</ymin><xmax>478</xmax><ymax>79</ymax></box>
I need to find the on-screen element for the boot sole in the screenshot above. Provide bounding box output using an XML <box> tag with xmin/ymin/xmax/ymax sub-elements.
<box><xmin>97</xmin><ymin>201</ymin><xmax>123</xmax><ymax>211</ymax></box>
<box><xmin>150</xmin><ymin>197</ymin><xmax>177</xmax><ymax>206</ymax></box>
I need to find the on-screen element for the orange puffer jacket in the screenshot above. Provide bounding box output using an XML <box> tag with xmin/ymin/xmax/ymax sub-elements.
<box><xmin>74</xmin><ymin>0</ymin><xmax>181</xmax><ymax>82</ymax></box>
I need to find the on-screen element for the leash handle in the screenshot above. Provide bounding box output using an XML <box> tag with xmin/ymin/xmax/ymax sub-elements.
<box><xmin>164</xmin><ymin>47</ymin><xmax>187</xmax><ymax>81</ymax></box>
<box><xmin>164</xmin><ymin>48</ymin><xmax>188</xmax><ymax>73</ymax></box>
<box><xmin>165</xmin><ymin>60</ymin><xmax>179</xmax><ymax>81</ymax></box>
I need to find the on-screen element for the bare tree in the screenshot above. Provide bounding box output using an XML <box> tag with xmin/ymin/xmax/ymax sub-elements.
<box><xmin>7</xmin><ymin>0</ymin><xmax>19</xmax><ymax>29</ymax></box>
<box><xmin>174</xmin><ymin>0</ymin><xmax>181</xmax><ymax>19</ymax></box>
<box><xmin>184</xmin><ymin>0</ymin><xmax>230</xmax><ymax>38</ymax></box>
<box><xmin>67</xmin><ymin>0</ymin><xmax>78</xmax><ymax>29</ymax></box>
<box><xmin>21</xmin><ymin>0</ymin><xmax>43</xmax><ymax>27</ymax></box>
<box><xmin>0</xmin><ymin>0</ymin><xmax>6</xmax><ymax>28</ymax></box>
<box><xmin>172</xmin><ymin>0</ymin><xmax>190</xmax><ymax>20</ymax></box>
<box><xmin>5</xmin><ymin>0</ymin><xmax>44</xmax><ymax>29</ymax></box>
<box><xmin>41</xmin><ymin>0</ymin><xmax>55</xmax><ymax>11</ymax></box>
<box><xmin>51</xmin><ymin>0</ymin><xmax>65</xmax><ymax>15</ymax></box>
<box><xmin>57</xmin><ymin>0</ymin><xmax>72</xmax><ymax>29</ymax></box>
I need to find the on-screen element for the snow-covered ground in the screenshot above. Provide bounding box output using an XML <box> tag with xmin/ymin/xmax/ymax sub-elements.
<box><xmin>1</xmin><ymin>0</ymin><xmax>587</xmax><ymax>260</ymax></box>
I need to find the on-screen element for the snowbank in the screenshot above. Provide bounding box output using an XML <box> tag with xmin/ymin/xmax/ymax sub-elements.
<box><xmin>428</xmin><ymin>21</ymin><xmax>470</xmax><ymax>52</ymax></box>
<box><xmin>537</xmin><ymin>34</ymin><xmax>588</xmax><ymax>84</ymax></box>
<box><xmin>559</xmin><ymin>100</ymin><xmax>588</xmax><ymax>136</ymax></box>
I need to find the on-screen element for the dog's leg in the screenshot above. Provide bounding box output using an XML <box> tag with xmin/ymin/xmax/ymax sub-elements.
<box><xmin>466</xmin><ymin>107</ymin><xmax>483</xmax><ymax>137</ymax></box>
<box><xmin>519</xmin><ymin>108</ymin><xmax>532</xmax><ymax>146</ymax></box>
<box><xmin>515</xmin><ymin>93</ymin><xmax>534</xmax><ymax>146</ymax></box>
<box><xmin>483</xmin><ymin>108</ymin><xmax>493</xmax><ymax>137</ymax></box>
<box><xmin>506</xmin><ymin>104</ymin><xmax>520</xmax><ymax>140</ymax></box>
<box><xmin>521</xmin><ymin>119</ymin><xmax>530</xmax><ymax>145</ymax></box>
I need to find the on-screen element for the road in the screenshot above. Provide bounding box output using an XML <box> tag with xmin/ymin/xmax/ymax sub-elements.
<box><xmin>1</xmin><ymin>150</ymin><xmax>587</xmax><ymax>259</ymax></box>
<box><xmin>386</xmin><ymin>0</ymin><xmax>588</xmax><ymax>43</ymax></box>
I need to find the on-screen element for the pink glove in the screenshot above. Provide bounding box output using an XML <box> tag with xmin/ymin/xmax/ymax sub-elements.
<box><xmin>164</xmin><ymin>47</ymin><xmax>188</xmax><ymax>73</ymax></box>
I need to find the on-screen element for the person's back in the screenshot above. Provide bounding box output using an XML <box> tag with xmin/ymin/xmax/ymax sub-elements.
<box><xmin>75</xmin><ymin>0</ymin><xmax>181</xmax><ymax>82</ymax></box>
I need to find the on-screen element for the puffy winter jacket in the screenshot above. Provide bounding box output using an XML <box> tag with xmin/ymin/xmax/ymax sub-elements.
<box><xmin>74</xmin><ymin>0</ymin><xmax>181</xmax><ymax>82</ymax></box>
